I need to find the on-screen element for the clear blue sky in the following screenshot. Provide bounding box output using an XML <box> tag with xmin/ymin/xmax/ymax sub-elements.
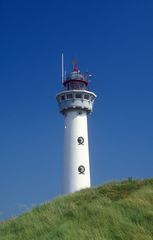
<box><xmin>0</xmin><ymin>0</ymin><xmax>153</xmax><ymax>220</ymax></box>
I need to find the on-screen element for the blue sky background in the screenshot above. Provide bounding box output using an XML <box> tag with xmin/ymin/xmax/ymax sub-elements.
<box><xmin>0</xmin><ymin>0</ymin><xmax>153</xmax><ymax>220</ymax></box>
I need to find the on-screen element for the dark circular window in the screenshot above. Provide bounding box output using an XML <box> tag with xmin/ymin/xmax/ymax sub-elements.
<box><xmin>77</xmin><ymin>137</ymin><xmax>84</xmax><ymax>145</ymax></box>
<box><xmin>78</xmin><ymin>165</ymin><xmax>85</xmax><ymax>174</ymax></box>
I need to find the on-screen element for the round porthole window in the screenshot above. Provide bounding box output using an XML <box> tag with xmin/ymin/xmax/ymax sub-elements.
<box><xmin>78</xmin><ymin>165</ymin><xmax>85</xmax><ymax>174</ymax></box>
<box><xmin>77</xmin><ymin>137</ymin><xmax>84</xmax><ymax>145</ymax></box>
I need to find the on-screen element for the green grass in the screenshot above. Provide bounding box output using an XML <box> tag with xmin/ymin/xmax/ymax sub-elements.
<box><xmin>0</xmin><ymin>178</ymin><xmax>153</xmax><ymax>240</ymax></box>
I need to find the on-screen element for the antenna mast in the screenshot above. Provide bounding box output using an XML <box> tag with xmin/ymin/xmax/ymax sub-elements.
<box><xmin>62</xmin><ymin>53</ymin><xmax>64</xmax><ymax>83</ymax></box>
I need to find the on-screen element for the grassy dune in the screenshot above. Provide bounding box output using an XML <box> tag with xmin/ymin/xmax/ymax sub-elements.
<box><xmin>0</xmin><ymin>179</ymin><xmax>153</xmax><ymax>240</ymax></box>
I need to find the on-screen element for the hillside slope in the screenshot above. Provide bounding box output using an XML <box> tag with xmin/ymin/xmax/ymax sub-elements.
<box><xmin>0</xmin><ymin>179</ymin><xmax>153</xmax><ymax>240</ymax></box>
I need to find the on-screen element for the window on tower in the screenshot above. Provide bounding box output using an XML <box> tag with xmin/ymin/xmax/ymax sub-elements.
<box><xmin>61</xmin><ymin>95</ymin><xmax>65</xmax><ymax>101</ymax></box>
<box><xmin>67</xmin><ymin>93</ymin><xmax>73</xmax><ymax>99</ymax></box>
<box><xmin>84</xmin><ymin>94</ymin><xmax>89</xmax><ymax>100</ymax></box>
<box><xmin>90</xmin><ymin>96</ymin><xmax>94</xmax><ymax>102</ymax></box>
<box><xmin>75</xmin><ymin>93</ymin><xmax>82</xmax><ymax>99</ymax></box>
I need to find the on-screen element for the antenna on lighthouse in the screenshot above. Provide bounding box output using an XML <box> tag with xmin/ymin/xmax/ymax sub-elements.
<box><xmin>61</xmin><ymin>53</ymin><xmax>64</xmax><ymax>83</ymax></box>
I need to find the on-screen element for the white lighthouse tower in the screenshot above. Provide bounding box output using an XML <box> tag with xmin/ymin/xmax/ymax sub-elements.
<box><xmin>56</xmin><ymin>58</ymin><xmax>96</xmax><ymax>194</ymax></box>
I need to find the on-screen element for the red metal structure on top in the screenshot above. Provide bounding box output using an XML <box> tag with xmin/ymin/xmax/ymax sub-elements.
<box><xmin>63</xmin><ymin>64</ymin><xmax>89</xmax><ymax>90</ymax></box>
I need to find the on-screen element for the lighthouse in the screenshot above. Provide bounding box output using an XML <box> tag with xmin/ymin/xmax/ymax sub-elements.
<box><xmin>56</xmin><ymin>57</ymin><xmax>96</xmax><ymax>194</ymax></box>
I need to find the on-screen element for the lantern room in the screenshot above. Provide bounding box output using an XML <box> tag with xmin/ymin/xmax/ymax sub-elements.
<box><xmin>63</xmin><ymin>65</ymin><xmax>88</xmax><ymax>90</ymax></box>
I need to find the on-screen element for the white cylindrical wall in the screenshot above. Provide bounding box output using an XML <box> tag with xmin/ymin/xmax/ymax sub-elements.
<box><xmin>62</xmin><ymin>110</ymin><xmax>91</xmax><ymax>194</ymax></box>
